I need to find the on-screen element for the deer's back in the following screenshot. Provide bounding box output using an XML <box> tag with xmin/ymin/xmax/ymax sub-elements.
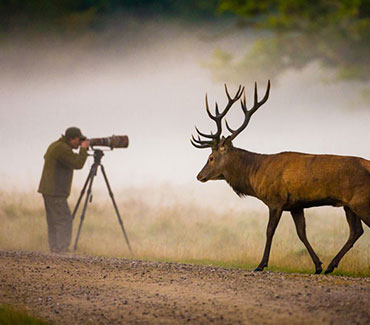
<box><xmin>252</xmin><ymin>152</ymin><xmax>370</xmax><ymax>210</ymax></box>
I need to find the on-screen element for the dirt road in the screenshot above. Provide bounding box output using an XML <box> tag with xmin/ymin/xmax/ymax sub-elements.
<box><xmin>0</xmin><ymin>251</ymin><xmax>369</xmax><ymax>324</ymax></box>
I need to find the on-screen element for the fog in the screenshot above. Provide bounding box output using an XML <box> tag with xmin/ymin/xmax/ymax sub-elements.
<box><xmin>1</xmin><ymin>19</ymin><xmax>369</xmax><ymax>204</ymax></box>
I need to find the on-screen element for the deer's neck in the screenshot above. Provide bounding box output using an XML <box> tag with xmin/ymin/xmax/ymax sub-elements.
<box><xmin>224</xmin><ymin>148</ymin><xmax>264</xmax><ymax>197</ymax></box>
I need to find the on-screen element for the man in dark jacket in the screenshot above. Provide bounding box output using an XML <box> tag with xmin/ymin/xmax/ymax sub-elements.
<box><xmin>38</xmin><ymin>127</ymin><xmax>90</xmax><ymax>253</ymax></box>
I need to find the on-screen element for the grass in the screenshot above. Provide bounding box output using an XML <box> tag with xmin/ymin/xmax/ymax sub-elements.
<box><xmin>0</xmin><ymin>304</ymin><xmax>49</xmax><ymax>325</ymax></box>
<box><xmin>0</xmin><ymin>187</ymin><xmax>369</xmax><ymax>277</ymax></box>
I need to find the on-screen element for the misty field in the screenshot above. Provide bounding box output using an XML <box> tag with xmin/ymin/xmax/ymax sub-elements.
<box><xmin>0</xmin><ymin>187</ymin><xmax>369</xmax><ymax>277</ymax></box>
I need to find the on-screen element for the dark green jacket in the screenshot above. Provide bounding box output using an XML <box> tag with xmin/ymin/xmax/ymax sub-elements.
<box><xmin>38</xmin><ymin>136</ymin><xmax>88</xmax><ymax>197</ymax></box>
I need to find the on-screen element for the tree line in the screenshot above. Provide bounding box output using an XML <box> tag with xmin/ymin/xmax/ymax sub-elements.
<box><xmin>1</xmin><ymin>0</ymin><xmax>369</xmax><ymax>82</ymax></box>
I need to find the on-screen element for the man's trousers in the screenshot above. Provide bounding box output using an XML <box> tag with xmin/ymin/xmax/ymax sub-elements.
<box><xmin>42</xmin><ymin>195</ymin><xmax>72</xmax><ymax>253</ymax></box>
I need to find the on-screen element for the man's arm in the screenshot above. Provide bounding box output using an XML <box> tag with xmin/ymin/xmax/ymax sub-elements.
<box><xmin>57</xmin><ymin>143</ymin><xmax>88</xmax><ymax>169</ymax></box>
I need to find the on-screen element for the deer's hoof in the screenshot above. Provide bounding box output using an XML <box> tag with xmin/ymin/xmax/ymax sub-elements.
<box><xmin>325</xmin><ymin>261</ymin><xmax>338</xmax><ymax>274</ymax></box>
<box><xmin>253</xmin><ymin>266</ymin><xmax>264</xmax><ymax>272</ymax></box>
<box><xmin>324</xmin><ymin>266</ymin><xmax>334</xmax><ymax>274</ymax></box>
<box><xmin>315</xmin><ymin>265</ymin><xmax>323</xmax><ymax>274</ymax></box>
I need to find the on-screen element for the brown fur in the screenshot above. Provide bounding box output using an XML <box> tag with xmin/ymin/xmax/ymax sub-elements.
<box><xmin>197</xmin><ymin>144</ymin><xmax>370</xmax><ymax>274</ymax></box>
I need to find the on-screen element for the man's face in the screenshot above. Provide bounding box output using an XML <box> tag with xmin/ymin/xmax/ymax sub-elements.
<box><xmin>68</xmin><ymin>137</ymin><xmax>81</xmax><ymax>149</ymax></box>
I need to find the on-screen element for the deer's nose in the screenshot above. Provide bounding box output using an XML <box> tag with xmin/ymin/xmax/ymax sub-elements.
<box><xmin>197</xmin><ymin>172</ymin><xmax>207</xmax><ymax>183</ymax></box>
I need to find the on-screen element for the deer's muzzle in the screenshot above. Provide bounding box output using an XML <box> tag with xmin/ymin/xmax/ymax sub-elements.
<box><xmin>197</xmin><ymin>172</ymin><xmax>208</xmax><ymax>183</ymax></box>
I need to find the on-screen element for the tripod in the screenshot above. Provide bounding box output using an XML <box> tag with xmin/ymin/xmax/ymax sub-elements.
<box><xmin>72</xmin><ymin>149</ymin><xmax>133</xmax><ymax>254</ymax></box>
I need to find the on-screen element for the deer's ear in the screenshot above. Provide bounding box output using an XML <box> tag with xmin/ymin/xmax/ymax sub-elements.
<box><xmin>219</xmin><ymin>136</ymin><xmax>233</xmax><ymax>152</ymax></box>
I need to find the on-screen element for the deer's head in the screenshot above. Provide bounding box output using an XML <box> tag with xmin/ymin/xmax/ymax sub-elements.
<box><xmin>191</xmin><ymin>81</ymin><xmax>270</xmax><ymax>183</ymax></box>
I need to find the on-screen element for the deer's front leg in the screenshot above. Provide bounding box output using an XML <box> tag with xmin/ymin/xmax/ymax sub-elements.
<box><xmin>254</xmin><ymin>208</ymin><xmax>282</xmax><ymax>272</ymax></box>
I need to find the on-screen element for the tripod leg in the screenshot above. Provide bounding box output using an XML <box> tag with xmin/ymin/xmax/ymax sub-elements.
<box><xmin>100</xmin><ymin>164</ymin><xmax>133</xmax><ymax>255</ymax></box>
<box><xmin>73</xmin><ymin>169</ymin><xmax>96</xmax><ymax>252</ymax></box>
<box><xmin>72</xmin><ymin>168</ymin><xmax>93</xmax><ymax>220</ymax></box>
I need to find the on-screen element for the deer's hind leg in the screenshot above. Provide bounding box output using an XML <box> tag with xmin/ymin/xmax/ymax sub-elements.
<box><xmin>325</xmin><ymin>207</ymin><xmax>364</xmax><ymax>274</ymax></box>
<box><xmin>291</xmin><ymin>209</ymin><xmax>323</xmax><ymax>274</ymax></box>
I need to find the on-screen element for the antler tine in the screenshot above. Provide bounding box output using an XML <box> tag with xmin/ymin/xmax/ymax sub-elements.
<box><xmin>215</xmin><ymin>102</ymin><xmax>220</xmax><ymax>116</ymax></box>
<box><xmin>225</xmin><ymin>119</ymin><xmax>236</xmax><ymax>133</ymax></box>
<box><xmin>225</xmin><ymin>96</ymin><xmax>250</xmax><ymax>136</ymax></box>
<box><xmin>225</xmin><ymin>89</ymin><xmax>247</xmax><ymax>135</ymax></box>
<box><xmin>250</xmin><ymin>79</ymin><xmax>270</xmax><ymax>114</ymax></box>
<box><xmin>224</xmin><ymin>84</ymin><xmax>232</xmax><ymax>101</ymax></box>
<box><xmin>195</xmin><ymin>126</ymin><xmax>216</xmax><ymax>140</ymax></box>
<box><xmin>228</xmin><ymin>80</ymin><xmax>271</xmax><ymax>142</ymax></box>
<box><xmin>236</xmin><ymin>85</ymin><xmax>244</xmax><ymax>100</ymax></box>
<box><xmin>240</xmin><ymin>91</ymin><xmax>247</xmax><ymax>113</ymax></box>
<box><xmin>224</xmin><ymin>84</ymin><xmax>244</xmax><ymax>103</ymax></box>
<box><xmin>205</xmin><ymin>94</ymin><xmax>215</xmax><ymax>120</ymax></box>
<box><xmin>191</xmin><ymin>134</ymin><xmax>213</xmax><ymax>146</ymax></box>
<box><xmin>196</xmin><ymin>96</ymin><xmax>221</xmax><ymax>142</ymax></box>
<box><xmin>197</xmin><ymin>135</ymin><xmax>214</xmax><ymax>145</ymax></box>
<box><xmin>254</xmin><ymin>82</ymin><xmax>258</xmax><ymax>106</ymax></box>
<box><xmin>190</xmin><ymin>139</ymin><xmax>213</xmax><ymax>149</ymax></box>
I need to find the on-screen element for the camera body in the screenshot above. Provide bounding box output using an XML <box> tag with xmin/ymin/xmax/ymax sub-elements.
<box><xmin>89</xmin><ymin>135</ymin><xmax>129</xmax><ymax>149</ymax></box>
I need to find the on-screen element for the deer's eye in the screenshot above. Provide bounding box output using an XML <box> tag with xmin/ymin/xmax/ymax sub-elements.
<box><xmin>209</xmin><ymin>156</ymin><xmax>214</xmax><ymax>162</ymax></box>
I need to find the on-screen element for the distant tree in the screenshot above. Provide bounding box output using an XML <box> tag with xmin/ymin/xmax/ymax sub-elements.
<box><xmin>0</xmin><ymin>0</ymin><xmax>220</xmax><ymax>33</ymax></box>
<box><xmin>208</xmin><ymin>0</ymin><xmax>370</xmax><ymax>83</ymax></box>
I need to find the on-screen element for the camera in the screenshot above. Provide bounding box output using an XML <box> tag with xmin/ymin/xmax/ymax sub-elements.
<box><xmin>89</xmin><ymin>135</ymin><xmax>129</xmax><ymax>149</ymax></box>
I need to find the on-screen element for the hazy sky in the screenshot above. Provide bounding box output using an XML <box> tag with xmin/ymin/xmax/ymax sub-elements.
<box><xmin>1</xmin><ymin>20</ymin><xmax>369</xmax><ymax>197</ymax></box>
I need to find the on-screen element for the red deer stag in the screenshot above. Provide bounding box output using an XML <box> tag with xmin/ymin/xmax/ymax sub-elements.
<box><xmin>191</xmin><ymin>82</ymin><xmax>370</xmax><ymax>274</ymax></box>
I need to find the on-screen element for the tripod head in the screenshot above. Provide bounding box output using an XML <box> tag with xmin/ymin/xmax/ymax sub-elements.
<box><xmin>86</xmin><ymin>149</ymin><xmax>108</xmax><ymax>176</ymax></box>
<box><xmin>87</xmin><ymin>149</ymin><xmax>111</xmax><ymax>165</ymax></box>
<box><xmin>92</xmin><ymin>149</ymin><xmax>104</xmax><ymax>165</ymax></box>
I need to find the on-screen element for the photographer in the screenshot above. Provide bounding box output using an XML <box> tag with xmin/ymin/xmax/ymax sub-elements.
<box><xmin>38</xmin><ymin>127</ymin><xmax>90</xmax><ymax>253</ymax></box>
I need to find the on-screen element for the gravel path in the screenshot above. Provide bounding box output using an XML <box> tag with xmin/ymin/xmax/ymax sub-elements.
<box><xmin>0</xmin><ymin>251</ymin><xmax>369</xmax><ymax>324</ymax></box>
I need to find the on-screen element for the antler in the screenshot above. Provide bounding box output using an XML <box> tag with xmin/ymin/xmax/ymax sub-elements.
<box><xmin>191</xmin><ymin>84</ymin><xmax>244</xmax><ymax>149</ymax></box>
<box><xmin>225</xmin><ymin>80</ymin><xmax>270</xmax><ymax>142</ymax></box>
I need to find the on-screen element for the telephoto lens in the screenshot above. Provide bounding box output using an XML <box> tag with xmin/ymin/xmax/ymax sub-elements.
<box><xmin>89</xmin><ymin>135</ymin><xmax>129</xmax><ymax>149</ymax></box>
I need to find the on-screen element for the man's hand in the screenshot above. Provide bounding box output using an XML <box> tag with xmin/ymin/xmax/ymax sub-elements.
<box><xmin>80</xmin><ymin>139</ymin><xmax>90</xmax><ymax>149</ymax></box>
